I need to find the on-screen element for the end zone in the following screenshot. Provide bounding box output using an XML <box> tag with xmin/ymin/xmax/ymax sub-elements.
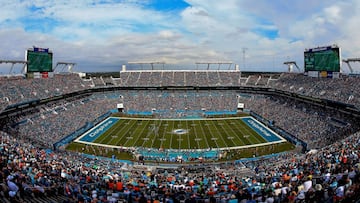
<box><xmin>241</xmin><ymin>116</ymin><xmax>285</xmax><ymax>142</ymax></box>
<box><xmin>76</xmin><ymin>117</ymin><xmax>120</xmax><ymax>142</ymax></box>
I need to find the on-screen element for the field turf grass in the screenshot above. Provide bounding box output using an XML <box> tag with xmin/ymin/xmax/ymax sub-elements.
<box><xmin>77</xmin><ymin>117</ymin><xmax>286</xmax><ymax>149</ymax></box>
<box><xmin>66</xmin><ymin>116</ymin><xmax>295</xmax><ymax>161</ymax></box>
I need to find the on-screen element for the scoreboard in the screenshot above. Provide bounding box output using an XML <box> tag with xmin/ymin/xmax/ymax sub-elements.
<box><xmin>26</xmin><ymin>47</ymin><xmax>53</xmax><ymax>73</ymax></box>
<box><xmin>304</xmin><ymin>45</ymin><xmax>341</xmax><ymax>72</ymax></box>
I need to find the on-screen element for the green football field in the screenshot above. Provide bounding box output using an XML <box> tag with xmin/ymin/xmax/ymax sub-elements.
<box><xmin>75</xmin><ymin>116</ymin><xmax>286</xmax><ymax>150</ymax></box>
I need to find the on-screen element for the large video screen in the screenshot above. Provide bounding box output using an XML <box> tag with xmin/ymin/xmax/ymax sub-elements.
<box><xmin>26</xmin><ymin>48</ymin><xmax>53</xmax><ymax>73</ymax></box>
<box><xmin>304</xmin><ymin>46</ymin><xmax>340</xmax><ymax>72</ymax></box>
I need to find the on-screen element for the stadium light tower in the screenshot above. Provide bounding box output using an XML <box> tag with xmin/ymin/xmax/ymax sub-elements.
<box><xmin>242</xmin><ymin>47</ymin><xmax>248</xmax><ymax>69</ymax></box>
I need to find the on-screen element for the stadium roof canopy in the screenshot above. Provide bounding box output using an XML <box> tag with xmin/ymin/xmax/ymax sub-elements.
<box><xmin>342</xmin><ymin>58</ymin><xmax>360</xmax><ymax>74</ymax></box>
<box><xmin>128</xmin><ymin>61</ymin><xmax>165</xmax><ymax>70</ymax></box>
<box><xmin>0</xmin><ymin>60</ymin><xmax>28</xmax><ymax>75</ymax></box>
<box><xmin>195</xmin><ymin>61</ymin><xmax>233</xmax><ymax>70</ymax></box>
<box><xmin>54</xmin><ymin>62</ymin><xmax>77</xmax><ymax>73</ymax></box>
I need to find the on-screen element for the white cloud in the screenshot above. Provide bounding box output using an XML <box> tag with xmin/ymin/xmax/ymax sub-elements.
<box><xmin>1</xmin><ymin>0</ymin><xmax>360</xmax><ymax>73</ymax></box>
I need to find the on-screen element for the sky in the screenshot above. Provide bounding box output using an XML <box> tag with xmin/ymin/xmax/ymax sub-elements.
<box><xmin>0</xmin><ymin>0</ymin><xmax>360</xmax><ymax>73</ymax></box>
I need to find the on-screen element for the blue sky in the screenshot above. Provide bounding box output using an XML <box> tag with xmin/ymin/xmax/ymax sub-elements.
<box><xmin>0</xmin><ymin>0</ymin><xmax>359</xmax><ymax>73</ymax></box>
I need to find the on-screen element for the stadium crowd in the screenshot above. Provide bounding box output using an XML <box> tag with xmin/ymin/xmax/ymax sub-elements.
<box><xmin>7</xmin><ymin>92</ymin><xmax>121</xmax><ymax>148</ymax></box>
<box><xmin>269</xmin><ymin>73</ymin><xmax>360</xmax><ymax>108</ymax></box>
<box><xmin>0</xmin><ymin>73</ymin><xmax>90</xmax><ymax>112</ymax></box>
<box><xmin>241</xmin><ymin>94</ymin><xmax>358</xmax><ymax>149</ymax></box>
<box><xmin>122</xmin><ymin>90</ymin><xmax>238</xmax><ymax>118</ymax></box>
<box><xmin>118</xmin><ymin>71</ymin><xmax>241</xmax><ymax>87</ymax></box>
<box><xmin>2</xmin><ymin>71</ymin><xmax>360</xmax><ymax>112</ymax></box>
<box><xmin>0</xmin><ymin>128</ymin><xmax>360</xmax><ymax>203</ymax></box>
<box><xmin>0</xmin><ymin>72</ymin><xmax>360</xmax><ymax>203</ymax></box>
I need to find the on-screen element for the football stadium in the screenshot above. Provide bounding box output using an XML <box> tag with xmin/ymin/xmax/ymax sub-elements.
<box><xmin>0</xmin><ymin>44</ymin><xmax>360</xmax><ymax>203</ymax></box>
